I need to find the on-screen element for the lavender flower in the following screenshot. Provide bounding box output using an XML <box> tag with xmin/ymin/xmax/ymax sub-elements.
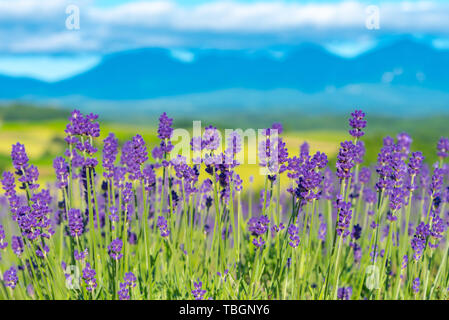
<box><xmin>0</xmin><ymin>225</ymin><xmax>8</xmax><ymax>249</ymax></box>
<box><xmin>118</xmin><ymin>272</ymin><xmax>137</xmax><ymax>300</ymax></box>
<box><xmin>74</xmin><ymin>248</ymin><xmax>88</xmax><ymax>261</ymax></box>
<box><xmin>11</xmin><ymin>143</ymin><xmax>39</xmax><ymax>190</ymax></box>
<box><xmin>335</xmin><ymin>196</ymin><xmax>353</xmax><ymax>238</ymax></box>
<box><xmin>157</xmin><ymin>112</ymin><xmax>174</xmax><ymax>140</ymax></box>
<box><xmin>68</xmin><ymin>208</ymin><xmax>84</xmax><ymax>237</ymax></box>
<box><xmin>318</xmin><ymin>214</ymin><xmax>327</xmax><ymax>242</ymax></box>
<box><xmin>429</xmin><ymin>214</ymin><xmax>445</xmax><ymax>248</ymax></box>
<box><xmin>102</xmin><ymin>133</ymin><xmax>118</xmax><ymax>178</ymax></box>
<box><xmin>429</xmin><ymin>168</ymin><xmax>445</xmax><ymax>198</ymax></box>
<box><xmin>118</xmin><ymin>283</ymin><xmax>130</xmax><ymax>300</ymax></box>
<box><xmin>82</xmin><ymin>263</ymin><xmax>97</xmax><ymax>292</ymax></box>
<box><xmin>252</xmin><ymin>237</ymin><xmax>266</xmax><ymax>249</ymax></box>
<box><xmin>401</xmin><ymin>255</ymin><xmax>408</xmax><ymax>270</ymax></box>
<box><xmin>348</xmin><ymin>110</ymin><xmax>366</xmax><ymax>138</ymax></box>
<box><xmin>3</xmin><ymin>267</ymin><xmax>18</xmax><ymax>289</ymax></box>
<box><xmin>337</xmin><ymin>287</ymin><xmax>352</xmax><ymax>300</ymax></box>
<box><xmin>411</xmin><ymin>222</ymin><xmax>430</xmax><ymax>261</ymax></box>
<box><xmin>192</xmin><ymin>281</ymin><xmax>206</xmax><ymax>300</ymax></box>
<box><xmin>108</xmin><ymin>238</ymin><xmax>123</xmax><ymax>260</ymax></box>
<box><xmin>121</xmin><ymin>135</ymin><xmax>148</xmax><ymax>180</ymax></box>
<box><xmin>407</xmin><ymin>152</ymin><xmax>424</xmax><ymax>191</ymax></box>
<box><xmin>11</xmin><ymin>236</ymin><xmax>24</xmax><ymax>257</ymax></box>
<box><xmin>437</xmin><ymin>137</ymin><xmax>449</xmax><ymax>158</ymax></box>
<box><xmin>336</xmin><ymin>141</ymin><xmax>356</xmax><ymax>181</ymax></box>
<box><xmin>351</xmin><ymin>224</ymin><xmax>362</xmax><ymax>241</ymax></box>
<box><xmin>397</xmin><ymin>132</ymin><xmax>412</xmax><ymax>158</ymax></box>
<box><xmin>123</xmin><ymin>272</ymin><xmax>137</xmax><ymax>288</ymax></box>
<box><xmin>248</xmin><ymin>215</ymin><xmax>270</xmax><ymax>236</ymax></box>
<box><xmin>53</xmin><ymin>156</ymin><xmax>69</xmax><ymax>189</ymax></box>
<box><xmin>157</xmin><ymin>216</ymin><xmax>170</xmax><ymax>237</ymax></box>
<box><xmin>287</xmin><ymin>224</ymin><xmax>300</xmax><ymax>248</ymax></box>
<box><xmin>412</xmin><ymin>278</ymin><xmax>420</xmax><ymax>294</ymax></box>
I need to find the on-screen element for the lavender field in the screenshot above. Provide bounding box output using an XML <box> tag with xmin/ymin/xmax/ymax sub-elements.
<box><xmin>0</xmin><ymin>108</ymin><xmax>448</xmax><ymax>300</ymax></box>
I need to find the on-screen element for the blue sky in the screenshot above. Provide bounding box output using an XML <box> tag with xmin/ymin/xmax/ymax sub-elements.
<box><xmin>1</xmin><ymin>0</ymin><xmax>449</xmax><ymax>81</ymax></box>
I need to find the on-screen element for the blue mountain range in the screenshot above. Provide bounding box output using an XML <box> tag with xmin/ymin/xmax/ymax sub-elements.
<box><xmin>1</xmin><ymin>38</ymin><xmax>449</xmax><ymax>116</ymax></box>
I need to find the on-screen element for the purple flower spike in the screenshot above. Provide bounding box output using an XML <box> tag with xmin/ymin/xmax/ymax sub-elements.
<box><xmin>82</xmin><ymin>263</ymin><xmax>97</xmax><ymax>292</ymax></box>
<box><xmin>157</xmin><ymin>216</ymin><xmax>170</xmax><ymax>238</ymax></box>
<box><xmin>337</xmin><ymin>287</ymin><xmax>352</xmax><ymax>300</ymax></box>
<box><xmin>412</xmin><ymin>278</ymin><xmax>420</xmax><ymax>294</ymax></box>
<box><xmin>118</xmin><ymin>283</ymin><xmax>130</xmax><ymax>300</ymax></box>
<box><xmin>349</xmin><ymin>110</ymin><xmax>367</xmax><ymax>138</ymax></box>
<box><xmin>74</xmin><ymin>248</ymin><xmax>88</xmax><ymax>261</ymax></box>
<box><xmin>3</xmin><ymin>267</ymin><xmax>18</xmax><ymax>289</ymax></box>
<box><xmin>0</xmin><ymin>225</ymin><xmax>8</xmax><ymax>250</ymax></box>
<box><xmin>103</xmin><ymin>133</ymin><xmax>118</xmax><ymax>178</ymax></box>
<box><xmin>334</xmin><ymin>196</ymin><xmax>353</xmax><ymax>238</ymax></box>
<box><xmin>158</xmin><ymin>112</ymin><xmax>174</xmax><ymax>140</ymax></box>
<box><xmin>11</xmin><ymin>143</ymin><xmax>29</xmax><ymax>171</ymax></box>
<box><xmin>68</xmin><ymin>208</ymin><xmax>84</xmax><ymax>237</ymax></box>
<box><xmin>287</xmin><ymin>224</ymin><xmax>300</xmax><ymax>248</ymax></box>
<box><xmin>411</xmin><ymin>222</ymin><xmax>430</xmax><ymax>261</ymax></box>
<box><xmin>123</xmin><ymin>272</ymin><xmax>137</xmax><ymax>288</ymax></box>
<box><xmin>11</xmin><ymin>143</ymin><xmax>40</xmax><ymax>190</ymax></box>
<box><xmin>108</xmin><ymin>238</ymin><xmax>123</xmax><ymax>260</ymax></box>
<box><xmin>336</xmin><ymin>141</ymin><xmax>357</xmax><ymax>181</ymax></box>
<box><xmin>11</xmin><ymin>236</ymin><xmax>24</xmax><ymax>257</ymax></box>
<box><xmin>192</xmin><ymin>280</ymin><xmax>206</xmax><ymax>300</ymax></box>
<box><xmin>408</xmin><ymin>152</ymin><xmax>424</xmax><ymax>176</ymax></box>
<box><xmin>121</xmin><ymin>134</ymin><xmax>148</xmax><ymax>180</ymax></box>
<box><xmin>437</xmin><ymin>137</ymin><xmax>449</xmax><ymax>158</ymax></box>
<box><xmin>53</xmin><ymin>156</ymin><xmax>69</xmax><ymax>189</ymax></box>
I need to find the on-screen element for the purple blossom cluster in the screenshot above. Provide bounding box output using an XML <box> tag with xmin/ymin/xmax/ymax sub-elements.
<box><xmin>258</xmin><ymin>124</ymin><xmax>289</xmax><ymax>177</ymax></box>
<box><xmin>287</xmin><ymin>150</ymin><xmax>328</xmax><ymax>205</ymax></box>
<box><xmin>0</xmin><ymin>225</ymin><xmax>8</xmax><ymax>250</ymax></box>
<box><xmin>287</xmin><ymin>224</ymin><xmax>300</xmax><ymax>248</ymax></box>
<box><xmin>152</xmin><ymin>112</ymin><xmax>174</xmax><ymax>160</ymax></box>
<box><xmin>53</xmin><ymin>156</ymin><xmax>69</xmax><ymax>189</ymax></box>
<box><xmin>3</xmin><ymin>267</ymin><xmax>18</xmax><ymax>289</ymax></box>
<box><xmin>437</xmin><ymin>137</ymin><xmax>449</xmax><ymax>159</ymax></box>
<box><xmin>411</xmin><ymin>222</ymin><xmax>430</xmax><ymax>261</ymax></box>
<box><xmin>348</xmin><ymin>110</ymin><xmax>366</xmax><ymax>138</ymax></box>
<box><xmin>334</xmin><ymin>196</ymin><xmax>352</xmax><ymax>238</ymax></box>
<box><xmin>337</xmin><ymin>286</ymin><xmax>352</xmax><ymax>300</ymax></box>
<box><xmin>82</xmin><ymin>263</ymin><xmax>97</xmax><ymax>292</ymax></box>
<box><xmin>64</xmin><ymin>110</ymin><xmax>100</xmax><ymax>168</ymax></box>
<box><xmin>157</xmin><ymin>216</ymin><xmax>170</xmax><ymax>237</ymax></box>
<box><xmin>191</xmin><ymin>280</ymin><xmax>207</xmax><ymax>300</ymax></box>
<box><xmin>118</xmin><ymin>272</ymin><xmax>137</xmax><ymax>300</ymax></box>
<box><xmin>248</xmin><ymin>215</ymin><xmax>270</xmax><ymax>249</ymax></box>
<box><xmin>11</xmin><ymin>143</ymin><xmax>40</xmax><ymax>190</ymax></box>
<box><xmin>108</xmin><ymin>238</ymin><xmax>123</xmax><ymax>260</ymax></box>
<box><xmin>336</xmin><ymin>141</ymin><xmax>357</xmax><ymax>181</ymax></box>
<box><xmin>102</xmin><ymin>133</ymin><xmax>118</xmax><ymax>179</ymax></box>
<box><xmin>121</xmin><ymin>135</ymin><xmax>148</xmax><ymax>180</ymax></box>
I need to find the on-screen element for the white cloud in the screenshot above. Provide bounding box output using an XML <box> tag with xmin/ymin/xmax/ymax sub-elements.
<box><xmin>169</xmin><ymin>49</ymin><xmax>195</xmax><ymax>62</ymax></box>
<box><xmin>0</xmin><ymin>54</ymin><xmax>100</xmax><ymax>81</ymax></box>
<box><xmin>0</xmin><ymin>0</ymin><xmax>449</xmax><ymax>53</ymax></box>
<box><xmin>324</xmin><ymin>39</ymin><xmax>377</xmax><ymax>58</ymax></box>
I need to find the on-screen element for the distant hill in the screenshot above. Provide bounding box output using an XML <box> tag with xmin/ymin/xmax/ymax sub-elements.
<box><xmin>0</xmin><ymin>38</ymin><xmax>448</xmax><ymax>116</ymax></box>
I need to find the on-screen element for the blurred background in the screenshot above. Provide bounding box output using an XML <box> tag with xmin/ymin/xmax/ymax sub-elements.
<box><xmin>0</xmin><ymin>0</ymin><xmax>448</xmax><ymax>184</ymax></box>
